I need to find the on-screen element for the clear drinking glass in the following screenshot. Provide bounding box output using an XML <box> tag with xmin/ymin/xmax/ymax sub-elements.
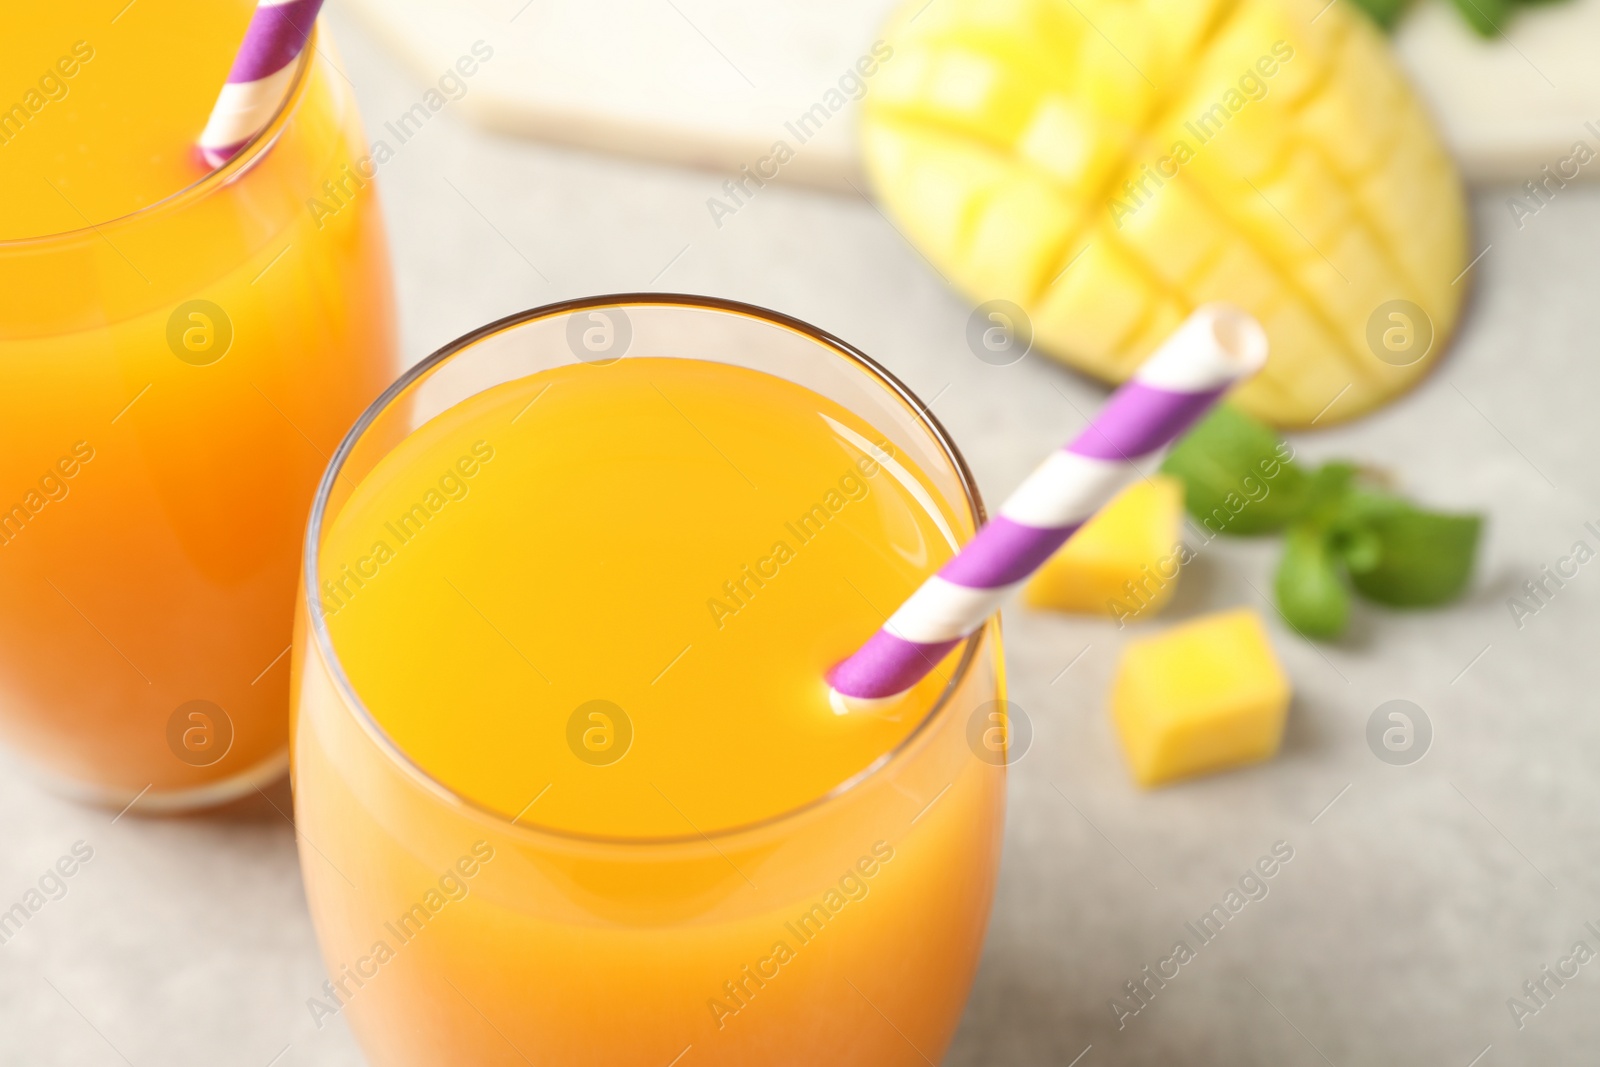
<box><xmin>0</xmin><ymin>31</ymin><xmax>398</xmax><ymax>809</ymax></box>
<box><xmin>292</xmin><ymin>297</ymin><xmax>1007</xmax><ymax>1065</ymax></box>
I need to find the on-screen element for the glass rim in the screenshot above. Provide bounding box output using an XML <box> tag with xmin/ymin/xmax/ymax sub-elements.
<box><xmin>302</xmin><ymin>293</ymin><xmax>992</xmax><ymax>850</ymax></box>
<box><xmin>0</xmin><ymin>25</ymin><xmax>318</xmax><ymax>251</ymax></box>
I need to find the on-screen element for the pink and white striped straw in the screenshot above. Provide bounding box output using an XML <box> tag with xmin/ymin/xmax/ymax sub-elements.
<box><xmin>197</xmin><ymin>0</ymin><xmax>326</xmax><ymax>168</ymax></box>
<box><xmin>827</xmin><ymin>304</ymin><xmax>1268</xmax><ymax>712</ymax></box>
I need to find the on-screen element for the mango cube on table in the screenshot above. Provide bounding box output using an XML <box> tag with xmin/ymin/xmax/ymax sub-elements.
<box><xmin>1111</xmin><ymin>609</ymin><xmax>1290</xmax><ymax>788</ymax></box>
<box><xmin>1023</xmin><ymin>476</ymin><xmax>1185</xmax><ymax>623</ymax></box>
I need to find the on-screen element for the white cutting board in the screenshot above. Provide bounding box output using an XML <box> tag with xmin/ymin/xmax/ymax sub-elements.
<box><xmin>339</xmin><ymin>0</ymin><xmax>1600</xmax><ymax>188</ymax></box>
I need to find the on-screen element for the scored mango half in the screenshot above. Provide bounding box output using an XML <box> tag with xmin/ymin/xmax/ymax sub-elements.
<box><xmin>860</xmin><ymin>0</ymin><xmax>1468</xmax><ymax>427</ymax></box>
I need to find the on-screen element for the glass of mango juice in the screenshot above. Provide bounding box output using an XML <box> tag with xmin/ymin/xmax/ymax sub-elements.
<box><xmin>0</xmin><ymin>16</ymin><xmax>396</xmax><ymax>809</ymax></box>
<box><xmin>293</xmin><ymin>297</ymin><xmax>1006</xmax><ymax>1065</ymax></box>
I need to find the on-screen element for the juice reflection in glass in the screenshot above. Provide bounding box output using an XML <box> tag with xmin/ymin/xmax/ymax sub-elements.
<box><xmin>0</xmin><ymin>5</ymin><xmax>397</xmax><ymax>807</ymax></box>
<box><xmin>293</xmin><ymin>298</ymin><xmax>1007</xmax><ymax>1065</ymax></box>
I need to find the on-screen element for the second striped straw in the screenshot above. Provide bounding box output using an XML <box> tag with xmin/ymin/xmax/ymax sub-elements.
<box><xmin>827</xmin><ymin>304</ymin><xmax>1268</xmax><ymax>713</ymax></box>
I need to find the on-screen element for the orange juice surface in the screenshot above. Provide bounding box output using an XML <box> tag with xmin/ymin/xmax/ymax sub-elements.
<box><xmin>319</xmin><ymin>358</ymin><xmax>962</xmax><ymax>836</ymax></box>
<box><xmin>0</xmin><ymin>1</ymin><xmax>256</xmax><ymax>239</ymax></box>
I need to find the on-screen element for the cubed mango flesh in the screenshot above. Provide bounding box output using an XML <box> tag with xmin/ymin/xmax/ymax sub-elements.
<box><xmin>1111</xmin><ymin>608</ymin><xmax>1290</xmax><ymax>787</ymax></box>
<box><xmin>1023</xmin><ymin>475</ymin><xmax>1185</xmax><ymax>622</ymax></box>
<box><xmin>861</xmin><ymin>0</ymin><xmax>1469</xmax><ymax>427</ymax></box>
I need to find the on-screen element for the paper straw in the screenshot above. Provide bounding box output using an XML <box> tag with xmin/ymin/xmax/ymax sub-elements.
<box><xmin>827</xmin><ymin>304</ymin><xmax>1268</xmax><ymax>711</ymax></box>
<box><xmin>197</xmin><ymin>0</ymin><xmax>326</xmax><ymax>169</ymax></box>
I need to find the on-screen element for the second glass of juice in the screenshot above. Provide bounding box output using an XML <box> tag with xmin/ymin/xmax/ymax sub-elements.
<box><xmin>0</xmin><ymin>9</ymin><xmax>396</xmax><ymax>807</ymax></box>
<box><xmin>293</xmin><ymin>297</ymin><xmax>1007</xmax><ymax>1064</ymax></box>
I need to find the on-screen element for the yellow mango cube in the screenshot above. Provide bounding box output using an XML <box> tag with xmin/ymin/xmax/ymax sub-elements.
<box><xmin>1023</xmin><ymin>476</ymin><xmax>1185</xmax><ymax>623</ymax></box>
<box><xmin>1111</xmin><ymin>609</ymin><xmax>1290</xmax><ymax>787</ymax></box>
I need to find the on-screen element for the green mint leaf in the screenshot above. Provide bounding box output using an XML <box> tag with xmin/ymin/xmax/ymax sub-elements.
<box><xmin>1347</xmin><ymin>506</ymin><xmax>1483</xmax><ymax>607</ymax></box>
<box><xmin>1331</xmin><ymin>523</ymin><xmax>1383</xmax><ymax>574</ymax></box>
<box><xmin>1449</xmin><ymin>0</ymin><xmax>1511</xmax><ymax>35</ymax></box>
<box><xmin>1349</xmin><ymin>0</ymin><xmax>1415</xmax><ymax>30</ymax></box>
<box><xmin>1351</xmin><ymin>0</ymin><xmax>1575</xmax><ymax>42</ymax></box>
<box><xmin>1301</xmin><ymin>462</ymin><xmax>1359</xmax><ymax>526</ymax></box>
<box><xmin>1275</xmin><ymin>525</ymin><xmax>1351</xmax><ymax>639</ymax></box>
<box><xmin>1160</xmin><ymin>404</ymin><xmax>1308</xmax><ymax>537</ymax></box>
<box><xmin>1336</xmin><ymin>484</ymin><xmax>1413</xmax><ymax>524</ymax></box>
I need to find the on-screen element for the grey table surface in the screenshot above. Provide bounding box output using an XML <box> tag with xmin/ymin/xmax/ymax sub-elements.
<box><xmin>5</xmin><ymin>7</ymin><xmax>1600</xmax><ymax>1066</ymax></box>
